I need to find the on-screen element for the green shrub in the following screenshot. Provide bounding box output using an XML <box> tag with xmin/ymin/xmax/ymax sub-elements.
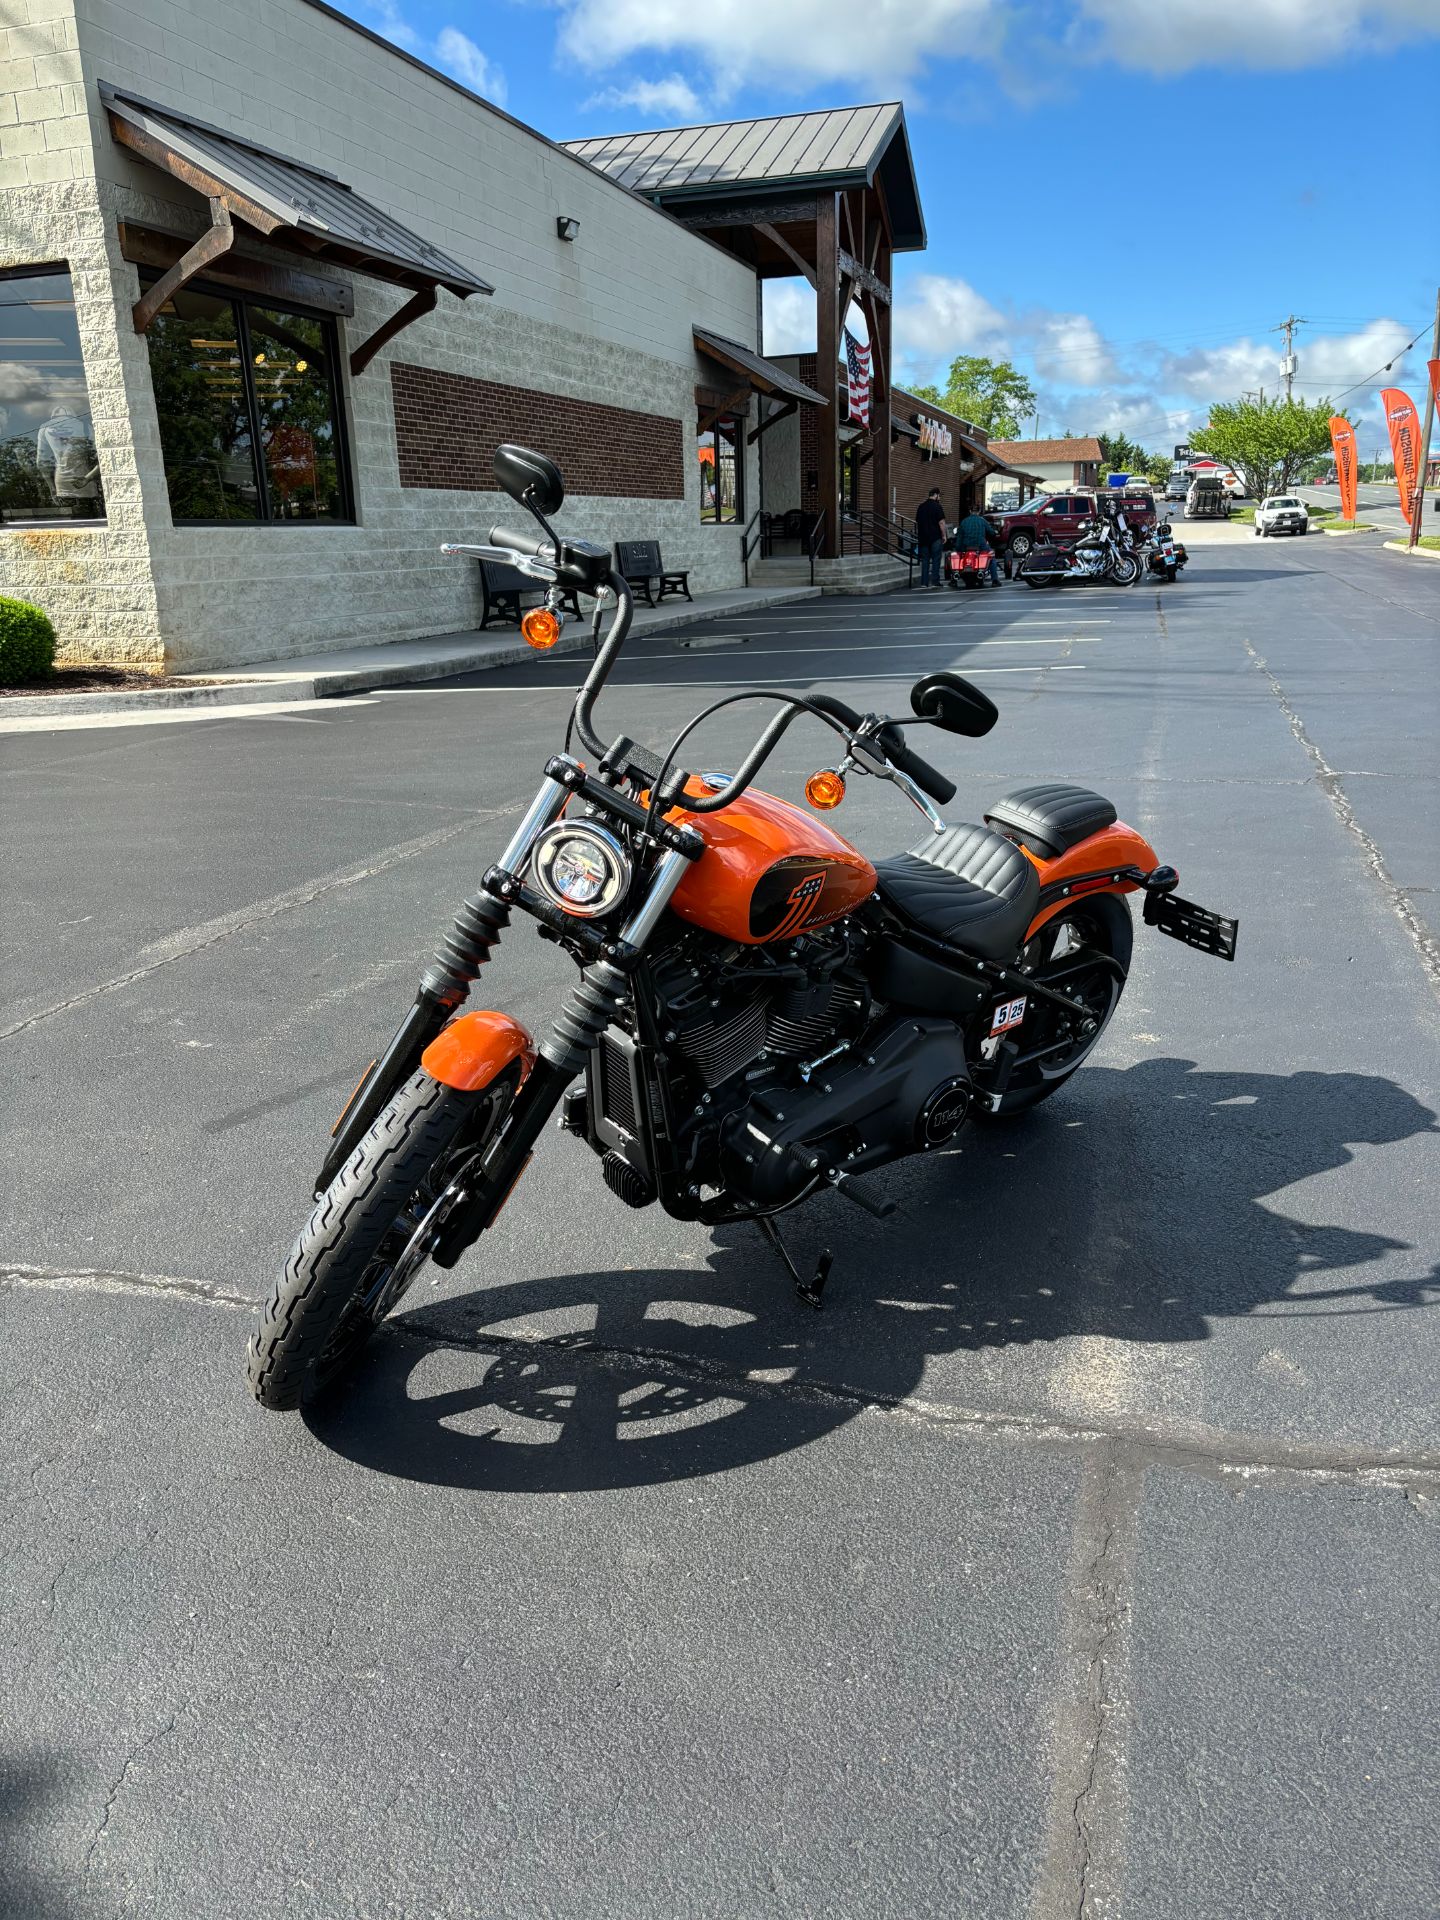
<box><xmin>0</xmin><ymin>597</ymin><xmax>57</xmax><ymax>685</ymax></box>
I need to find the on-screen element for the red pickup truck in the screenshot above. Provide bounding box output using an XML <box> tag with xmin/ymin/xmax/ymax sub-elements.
<box><xmin>987</xmin><ymin>489</ymin><xmax>1157</xmax><ymax>559</ymax></box>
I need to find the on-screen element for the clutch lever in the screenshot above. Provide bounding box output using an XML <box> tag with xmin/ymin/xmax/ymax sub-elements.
<box><xmin>439</xmin><ymin>542</ymin><xmax>559</xmax><ymax>584</ymax></box>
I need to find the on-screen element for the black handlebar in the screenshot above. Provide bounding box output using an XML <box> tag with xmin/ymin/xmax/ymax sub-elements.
<box><xmin>487</xmin><ymin>524</ymin><xmax>553</xmax><ymax>561</ymax></box>
<box><xmin>876</xmin><ymin>724</ymin><xmax>957</xmax><ymax>806</ymax></box>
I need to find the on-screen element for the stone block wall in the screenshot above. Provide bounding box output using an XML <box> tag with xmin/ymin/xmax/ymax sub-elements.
<box><xmin>0</xmin><ymin>0</ymin><xmax>764</xmax><ymax>669</ymax></box>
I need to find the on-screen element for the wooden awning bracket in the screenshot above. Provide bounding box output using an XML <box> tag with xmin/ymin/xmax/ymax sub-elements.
<box><xmin>349</xmin><ymin>285</ymin><xmax>438</xmax><ymax>378</ymax></box>
<box><xmin>747</xmin><ymin>398</ymin><xmax>798</xmax><ymax>446</ymax></box>
<box><xmin>697</xmin><ymin>385</ymin><xmax>752</xmax><ymax>436</ymax></box>
<box><xmin>131</xmin><ymin>196</ymin><xmax>234</xmax><ymax>333</ymax></box>
<box><xmin>838</xmin><ymin>248</ymin><xmax>890</xmax><ymax>306</ymax></box>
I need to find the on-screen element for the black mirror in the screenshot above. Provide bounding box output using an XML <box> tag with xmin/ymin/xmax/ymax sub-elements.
<box><xmin>910</xmin><ymin>671</ymin><xmax>998</xmax><ymax>738</ymax></box>
<box><xmin>494</xmin><ymin>443</ymin><xmax>565</xmax><ymax>516</ymax></box>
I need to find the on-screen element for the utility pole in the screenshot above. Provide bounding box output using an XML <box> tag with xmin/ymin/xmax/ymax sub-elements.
<box><xmin>1272</xmin><ymin>314</ymin><xmax>1306</xmax><ymax>401</ymax></box>
<box><xmin>1408</xmin><ymin>285</ymin><xmax>1440</xmax><ymax>550</ymax></box>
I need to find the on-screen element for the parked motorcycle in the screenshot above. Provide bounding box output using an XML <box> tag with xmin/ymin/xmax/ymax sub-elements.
<box><xmin>1141</xmin><ymin>519</ymin><xmax>1188</xmax><ymax>584</ymax></box>
<box><xmin>1018</xmin><ymin>515</ymin><xmax>1141</xmax><ymax>588</ymax></box>
<box><xmin>246</xmin><ymin>444</ymin><xmax>1239</xmax><ymax>1412</ymax></box>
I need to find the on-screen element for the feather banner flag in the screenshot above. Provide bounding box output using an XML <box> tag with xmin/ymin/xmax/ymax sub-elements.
<box><xmin>1382</xmin><ymin>388</ymin><xmax>1421</xmax><ymax>525</ymax></box>
<box><xmin>1328</xmin><ymin>417</ymin><xmax>1358</xmax><ymax>523</ymax></box>
<box><xmin>844</xmin><ymin>329</ymin><xmax>872</xmax><ymax>430</ymax></box>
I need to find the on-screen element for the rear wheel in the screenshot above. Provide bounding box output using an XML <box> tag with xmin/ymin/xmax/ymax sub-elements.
<box><xmin>976</xmin><ymin>896</ymin><xmax>1131</xmax><ymax>1119</ymax></box>
<box><xmin>246</xmin><ymin>1065</ymin><xmax>518</xmax><ymax>1410</ymax></box>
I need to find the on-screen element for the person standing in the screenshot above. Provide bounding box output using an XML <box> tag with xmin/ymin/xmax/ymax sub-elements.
<box><xmin>915</xmin><ymin>487</ymin><xmax>946</xmax><ymax>589</ymax></box>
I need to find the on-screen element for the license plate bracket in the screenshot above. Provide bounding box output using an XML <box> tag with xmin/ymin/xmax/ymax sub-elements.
<box><xmin>1143</xmin><ymin>889</ymin><xmax>1238</xmax><ymax>960</ymax></box>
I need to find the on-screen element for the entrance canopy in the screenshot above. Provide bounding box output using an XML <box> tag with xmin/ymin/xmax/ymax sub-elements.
<box><xmin>101</xmin><ymin>84</ymin><xmax>491</xmax><ymax>373</ymax></box>
<box><xmin>693</xmin><ymin>328</ymin><xmax>827</xmax><ymax>407</ymax></box>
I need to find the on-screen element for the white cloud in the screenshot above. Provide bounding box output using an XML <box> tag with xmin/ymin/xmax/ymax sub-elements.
<box><xmin>893</xmin><ymin>273</ymin><xmax>1009</xmax><ymax>379</ymax></box>
<box><xmin>762</xmin><ymin>282</ymin><xmax>817</xmax><ymax>356</ymax></box>
<box><xmin>1076</xmin><ymin>0</ymin><xmax>1437</xmax><ymax>73</ymax></box>
<box><xmin>559</xmin><ymin>0</ymin><xmax>994</xmax><ymax>92</ymax></box>
<box><xmin>1028</xmin><ymin>311</ymin><xmax>1117</xmax><ymax>387</ymax></box>
<box><xmin>360</xmin><ymin>6</ymin><xmax>506</xmax><ymax>105</ymax></box>
<box><xmin>583</xmin><ymin>74</ymin><xmax>702</xmax><ymax>121</ymax></box>
<box><xmin>1162</xmin><ymin>318</ymin><xmax>1414</xmax><ymax>401</ymax></box>
<box><xmin>436</xmin><ymin>27</ymin><xmax>507</xmax><ymax>105</ymax></box>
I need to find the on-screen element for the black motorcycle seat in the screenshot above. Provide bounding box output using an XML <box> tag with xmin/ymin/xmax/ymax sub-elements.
<box><xmin>983</xmin><ymin>783</ymin><xmax>1117</xmax><ymax>861</ymax></box>
<box><xmin>874</xmin><ymin>823</ymin><xmax>1040</xmax><ymax>961</ymax></box>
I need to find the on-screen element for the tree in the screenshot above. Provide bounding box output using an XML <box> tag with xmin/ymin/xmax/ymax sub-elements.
<box><xmin>921</xmin><ymin>357</ymin><xmax>1037</xmax><ymax>439</ymax></box>
<box><xmin>1097</xmin><ymin>433</ymin><xmax>1165</xmax><ymax>481</ymax></box>
<box><xmin>1191</xmin><ymin>397</ymin><xmax>1338</xmax><ymax>500</ymax></box>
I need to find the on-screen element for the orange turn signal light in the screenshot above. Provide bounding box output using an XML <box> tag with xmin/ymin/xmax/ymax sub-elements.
<box><xmin>805</xmin><ymin>768</ymin><xmax>846</xmax><ymax>810</ymax></box>
<box><xmin>521</xmin><ymin>606</ymin><xmax>561</xmax><ymax>650</ymax></box>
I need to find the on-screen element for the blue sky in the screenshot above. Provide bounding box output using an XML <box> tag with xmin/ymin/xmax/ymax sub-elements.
<box><xmin>355</xmin><ymin>0</ymin><xmax>1439</xmax><ymax>454</ymax></box>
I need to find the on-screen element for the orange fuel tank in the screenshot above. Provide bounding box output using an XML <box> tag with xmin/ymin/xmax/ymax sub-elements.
<box><xmin>667</xmin><ymin>783</ymin><xmax>877</xmax><ymax>945</ymax></box>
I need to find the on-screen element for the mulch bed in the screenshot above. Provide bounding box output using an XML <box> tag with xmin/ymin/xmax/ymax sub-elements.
<box><xmin>0</xmin><ymin>667</ymin><xmax>226</xmax><ymax>699</ymax></box>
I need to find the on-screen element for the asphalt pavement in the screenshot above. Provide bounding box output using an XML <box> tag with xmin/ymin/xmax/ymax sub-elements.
<box><xmin>3</xmin><ymin>530</ymin><xmax>1439</xmax><ymax>1918</ymax></box>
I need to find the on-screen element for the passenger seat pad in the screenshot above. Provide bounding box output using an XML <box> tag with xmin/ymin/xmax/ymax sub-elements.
<box><xmin>983</xmin><ymin>782</ymin><xmax>1117</xmax><ymax>860</ymax></box>
<box><xmin>874</xmin><ymin>823</ymin><xmax>1040</xmax><ymax>962</ymax></box>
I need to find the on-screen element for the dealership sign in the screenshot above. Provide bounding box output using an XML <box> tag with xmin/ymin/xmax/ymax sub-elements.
<box><xmin>913</xmin><ymin>415</ymin><xmax>953</xmax><ymax>455</ymax></box>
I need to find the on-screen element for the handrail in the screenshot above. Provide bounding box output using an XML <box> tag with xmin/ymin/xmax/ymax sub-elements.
<box><xmin>740</xmin><ymin>507</ymin><xmax>765</xmax><ymax>587</ymax></box>
<box><xmin>838</xmin><ymin>508</ymin><xmax>917</xmax><ymax>588</ymax></box>
<box><xmin>806</xmin><ymin>508</ymin><xmax>827</xmax><ymax>586</ymax></box>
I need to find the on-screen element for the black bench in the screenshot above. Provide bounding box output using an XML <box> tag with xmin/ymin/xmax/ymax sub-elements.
<box><xmin>477</xmin><ymin>557</ymin><xmax>581</xmax><ymax>630</ymax></box>
<box><xmin>614</xmin><ymin>539</ymin><xmax>692</xmax><ymax>609</ymax></box>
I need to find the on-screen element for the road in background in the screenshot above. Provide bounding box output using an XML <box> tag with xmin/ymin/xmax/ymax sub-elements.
<box><xmin>3</xmin><ymin>536</ymin><xmax>1439</xmax><ymax>1918</ymax></box>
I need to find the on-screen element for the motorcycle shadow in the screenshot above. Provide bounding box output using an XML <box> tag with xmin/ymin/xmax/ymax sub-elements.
<box><xmin>305</xmin><ymin>1058</ymin><xmax>1440</xmax><ymax>1494</ymax></box>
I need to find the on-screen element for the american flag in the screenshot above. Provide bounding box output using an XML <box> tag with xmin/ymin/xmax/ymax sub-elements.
<box><xmin>844</xmin><ymin>329</ymin><xmax>872</xmax><ymax>429</ymax></box>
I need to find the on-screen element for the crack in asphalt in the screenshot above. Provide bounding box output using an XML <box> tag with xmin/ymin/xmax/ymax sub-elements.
<box><xmin>0</xmin><ymin>806</ymin><xmax>517</xmax><ymax>1044</ymax></box>
<box><xmin>84</xmin><ymin>1716</ymin><xmax>177</xmax><ymax>1872</ymax></box>
<box><xmin>1244</xmin><ymin>636</ymin><xmax>1440</xmax><ymax>998</ymax></box>
<box><xmin>10</xmin><ymin>1261</ymin><xmax>1440</xmax><ymax>1490</ymax></box>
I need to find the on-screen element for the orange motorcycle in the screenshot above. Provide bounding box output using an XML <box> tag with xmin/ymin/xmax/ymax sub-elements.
<box><xmin>248</xmin><ymin>445</ymin><xmax>1238</xmax><ymax>1411</ymax></box>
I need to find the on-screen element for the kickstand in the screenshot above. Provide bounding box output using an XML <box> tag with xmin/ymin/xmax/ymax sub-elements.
<box><xmin>755</xmin><ymin>1213</ymin><xmax>834</xmax><ymax>1309</ymax></box>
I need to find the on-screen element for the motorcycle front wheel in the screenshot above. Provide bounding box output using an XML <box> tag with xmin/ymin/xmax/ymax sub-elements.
<box><xmin>977</xmin><ymin>896</ymin><xmax>1131</xmax><ymax>1120</ymax></box>
<box><xmin>1109</xmin><ymin>554</ymin><xmax>1141</xmax><ymax>586</ymax></box>
<box><xmin>246</xmin><ymin>1066</ymin><xmax>518</xmax><ymax>1410</ymax></box>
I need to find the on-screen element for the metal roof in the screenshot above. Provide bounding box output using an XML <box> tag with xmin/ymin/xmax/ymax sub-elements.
<box><xmin>100</xmin><ymin>85</ymin><xmax>491</xmax><ymax>298</ymax></box>
<box><xmin>563</xmin><ymin>104</ymin><xmax>925</xmax><ymax>250</ymax></box>
<box><xmin>694</xmin><ymin>328</ymin><xmax>827</xmax><ymax>407</ymax></box>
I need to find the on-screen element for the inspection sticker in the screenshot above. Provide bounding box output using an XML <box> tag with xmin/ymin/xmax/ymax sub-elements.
<box><xmin>989</xmin><ymin>996</ymin><xmax>1028</xmax><ymax>1035</ymax></box>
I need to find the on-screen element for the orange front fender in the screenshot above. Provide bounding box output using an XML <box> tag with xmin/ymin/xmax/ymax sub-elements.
<box><xmin>421</xmin><ymin>1009</ymin><xmax>536</xmax><ymax>1092</ymax></box>
<box><xmin>1022</xmin><ymin>819</ymin><xmax>1160</xmax><ymax>942</ymax></box>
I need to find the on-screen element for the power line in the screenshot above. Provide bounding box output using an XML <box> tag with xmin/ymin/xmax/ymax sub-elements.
<box><xmin>1329</xmin><ymin>321</ymin><xmax>1432</xmax><ymax>402</ymax></box>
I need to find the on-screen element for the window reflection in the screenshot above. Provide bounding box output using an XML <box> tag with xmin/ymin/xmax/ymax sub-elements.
<box><xmin>249</xmin><ymin>306</ymin><xmax>344</xmax><ymax>522</ymax></box>
<box><xmin>698</xmin><ymin>413</ymin><xmax>742</xmax><ymax>524</ymax></box>
<box><xmin>0</xmin><ymin>265</ymin><xmax>105</xmax><ymax>524</ymax></box>
<box><xmin>146</xmin><ymin>287</ymin><xmax>260</xmax><ymax>521</ymax></box>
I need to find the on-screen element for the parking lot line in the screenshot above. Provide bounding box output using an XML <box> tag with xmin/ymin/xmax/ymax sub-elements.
<box><xmin>537</xmin><ymin>637</ymin><xmax>1102</xmax><ymax>665</ymax></box>
<box><xmin>399</xmin><ymin>665</ymin><xmax>1088</xmax><ymax>694</ymax></box>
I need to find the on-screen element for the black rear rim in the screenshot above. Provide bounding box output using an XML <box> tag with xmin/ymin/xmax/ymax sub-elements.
<box><xmin>1011</xmin><ymin>909</ymin><xmax>1124</xmax><ymax>1082</ymax></box>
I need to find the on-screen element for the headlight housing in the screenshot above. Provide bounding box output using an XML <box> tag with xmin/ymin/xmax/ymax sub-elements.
<box><xmin>529</xmin><ymin>821</ymin><xmax>632</xmax><ymax>918</ymax></box>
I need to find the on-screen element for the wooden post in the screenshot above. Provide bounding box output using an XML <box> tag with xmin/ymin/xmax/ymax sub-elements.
<box><xmin>870</xmin><ymin>237</ymin><xmax>892</xmax><ymax>530</ymax></box>
<box><xmin>815</xmin><ymin>191</ymin><xmax>840</xmax><ymax>559</ymax></box>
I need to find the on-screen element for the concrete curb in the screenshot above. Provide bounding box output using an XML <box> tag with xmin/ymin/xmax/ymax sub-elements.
<box><xmin>0</xmin><ymin>584</ymin><xmax>823</xmax><ymax>719</ymax></box>
<box><xmin>1382</xmin><ymin>540</ymin><xmax>1440</xmax><ymax>560</ymax></box>
<box><xmin>1322</xmin><ymin>526</ymin><xmax>1378</xmax><ymax>537</ymax></box>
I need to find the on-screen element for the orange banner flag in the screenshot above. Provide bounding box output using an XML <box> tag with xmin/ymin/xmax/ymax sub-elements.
<box><xmin>1430</xmin><ymin>360</ymin><xmax>1440</xmax><ymax>408</ymax></box>
<box><xmin>1382</xmin><ymin>388</ymin><xmax>1421</xmax><ymax>525</ymax></box>
<box><xmin>1328</xmin><ymin>417</ymin><xmax>1358</xmax><ymax>523</ymax></box>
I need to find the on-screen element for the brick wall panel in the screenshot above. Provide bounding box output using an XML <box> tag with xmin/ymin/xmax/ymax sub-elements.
<box><xmin>391</xmin><ymin>363</ymin><xmax>684</xmax><ymax>500</ymax></box>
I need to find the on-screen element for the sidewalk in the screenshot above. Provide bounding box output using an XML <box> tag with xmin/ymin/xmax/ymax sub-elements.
<box><xmin>0</xmin><ymin>583</ymin><xmax>820</xmax><ymax>730</ymax></box>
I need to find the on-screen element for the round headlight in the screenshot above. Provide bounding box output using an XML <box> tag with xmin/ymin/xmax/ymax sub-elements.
<box><xmin>529</xmin><ymin>822</ymin><xmax>632</xmax><ymax>918</ymax></box>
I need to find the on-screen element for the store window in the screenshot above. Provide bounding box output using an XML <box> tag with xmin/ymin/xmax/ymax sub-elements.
<box><xmin>698</xmin><ymin>413</ymin><xmax>743</xmax><ymax>524</ymax></box>
<box><xmin>1</xmin><ymin>265</ymin><xmax>105</xmax><ymax>525</ymax></box>
<box><xmin>143</xmin><ymin>279</ymin><xmax>352</xmax><ymax>525</ymax></box>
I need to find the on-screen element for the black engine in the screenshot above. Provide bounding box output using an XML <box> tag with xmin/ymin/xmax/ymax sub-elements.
<box><xmin>584</xmin><ymin>921</ymin><xmax>972</xmax><ymax>1212</ymax></box>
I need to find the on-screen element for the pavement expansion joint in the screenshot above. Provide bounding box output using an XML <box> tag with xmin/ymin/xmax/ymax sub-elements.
<box><xmin>12</xmin><ymin>1262</ymin><xmax>1440</xmax><ymax>1491</ymax></box>
<box><xmin>1243</xmin><ymin>635</ymin><xmax>1440</xmax><ymax>997</ymax></box>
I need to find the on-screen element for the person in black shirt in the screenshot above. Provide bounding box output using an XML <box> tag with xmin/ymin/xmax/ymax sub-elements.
<box><xmin>915</xmin><ymin>488</ymin><xmax>946</xmax><ymax>588</ymax></box>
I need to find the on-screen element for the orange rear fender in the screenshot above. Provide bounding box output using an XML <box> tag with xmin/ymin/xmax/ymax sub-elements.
<box><xmin>1022</xmin><ymin>820</ymin><xmax>1160</xmax><ymax>942</ymax></box>
<box><xmin>421</xmin><ymin>1009</ymin><xmax>536</xmax><ymax>1092</ymax></box>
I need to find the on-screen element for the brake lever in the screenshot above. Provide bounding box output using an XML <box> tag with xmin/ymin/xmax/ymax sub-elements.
<box><xmin>439</xmin><ymin>543</ymin><xmax>559</xmax><ymax>583</ymax></box>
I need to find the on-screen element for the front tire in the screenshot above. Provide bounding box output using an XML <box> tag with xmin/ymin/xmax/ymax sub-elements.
<box><xmin>247</xmin><ymin>1066</ymin><xmax>517</xmax><ymax>1410</ymax></box>
<box><xmin>1110</xmin><ymin>553</ymin><xmax>1140</xmax><ymax>586</ymax></box>
<box><xmin>1009</xmin><ymin>532</ymin><xmax>1034</xmax><ymax>559</ymax></box>
<box><xmin>977</xmin><ymin>896</ymin><xmax>1131</xmax><ymax>1119</ymax></box>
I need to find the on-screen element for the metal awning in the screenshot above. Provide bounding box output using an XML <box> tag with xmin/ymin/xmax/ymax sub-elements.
<box><xmin>891</xmin><ymin>412</ymin><xmax>920</xmax><ymax>440</ymax></box>
<box><xmin>101</xmin><ymin>83</ymin><xmax>491</xmax><ymax>372</ymax></box>
<box><xmin>693</xmin><ymin>328</ymin><xmax>827</xmax><ymax>406</ymax></box>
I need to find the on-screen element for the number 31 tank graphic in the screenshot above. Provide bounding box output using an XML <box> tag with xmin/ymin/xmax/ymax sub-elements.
<box><xmin>665</xmin><ymin>785</ymin><xmax>877</xmax><ymax>945</ymax></box>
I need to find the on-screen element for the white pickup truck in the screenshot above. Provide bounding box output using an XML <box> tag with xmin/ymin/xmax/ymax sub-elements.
<box><xmin>1254</xmin><ymin>496</ymin><xmax>1310</xmax><ymax>537</ymax></box>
